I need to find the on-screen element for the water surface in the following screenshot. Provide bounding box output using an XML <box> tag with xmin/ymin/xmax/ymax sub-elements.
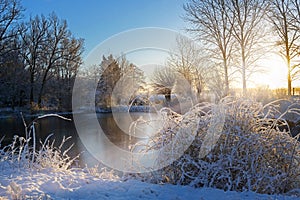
<box><xmin>0</xmin><ymin>112</ymin><xmax>162</xmax><ymax>167</ymax></box>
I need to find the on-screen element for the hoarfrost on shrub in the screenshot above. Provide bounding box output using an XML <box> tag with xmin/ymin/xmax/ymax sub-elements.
<box><xmin>134</xmin><ymin>97</ymin><xmax>300</xmax><ymax>195</ymax></box>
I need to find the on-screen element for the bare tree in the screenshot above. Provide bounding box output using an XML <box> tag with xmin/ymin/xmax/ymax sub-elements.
<box><xmin>20</xmin><ymin>14</ymin><xmax>84</xmax><ymax>109</ymax></box>
<box><xmin>19</xmin><ymin>15</ymin><xmax>50</xmax><ymax>108</ymax></box>
<box><xmin>290</xmin><ymin>0</ymin><xmax>300</xmax><ymax>31</ymax></box>
<box><xmin>228</xmin><ymin>0</ymin><xmax>268</xmax><ymax>96</ymax></box>
<box><xmin>184</xmin><ymin>0</ymin><xmax>233</xmax><ymax>95</ymax></box>
<box><xmin>167</xmin><ymin>36</ymin><xmax>205</xmax><ymax>102</ymax></box>
<box><xmin>60</xmin><ymin>37</ymin><xmax>84</xmax><ymax>81</ymax></box>
<box><xmin>151</xmin><ymin>66</ymin><xmax>178</xmax><ymax>102</ymax></box>
<box><xmin>37</xmin><ymin>13</ymin><xmax>71</xmax><ymax>107</ymax></box>
<box><xmin>55</xmin><ymin>36</ymin><xmax>83</xmax><ymax>110</ymax></box>
<box><xmin>0</xmin><ymin>0</ymin><xmax>23</xmax><ymax>56</ymax></box>
<box><xmin>290</xmin><ymin>0</ymin><xmax>300</xmax><ymax>81</ymax></box>
<box><xmin>0</xmin><ymin>48</ymin><xmax>27</xmax><ymax>108</ymax></box>
<box><xmin>267</xmin><ymin>0</ymin><xmax>300</xmax><ymax>96</ymax></box>
<box><xmin>0</xmin><ymin>0</ymin><xmax>24</xmax><ymax>108</ymax></box>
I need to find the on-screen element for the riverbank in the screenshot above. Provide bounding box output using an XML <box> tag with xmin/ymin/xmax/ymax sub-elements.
<box><xmin>0</xmin><ymin>105</ymin><xmax>158</xmax><ymax>119</ymax></box>
<box><xmin>0</xmin><ymin>107</ymin><xmax>73</xmax><ymax>119</ymax></box>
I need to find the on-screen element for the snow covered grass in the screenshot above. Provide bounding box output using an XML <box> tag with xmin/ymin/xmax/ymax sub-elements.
<box><xmin>0</xmin><ymin>114</ymin><xmax>78</xmax><ymax>172</ymax></box>
<box><xmin>134</xmin><ymin>97</ymin><xmax>300</xmax><ymax>196</ymax></box>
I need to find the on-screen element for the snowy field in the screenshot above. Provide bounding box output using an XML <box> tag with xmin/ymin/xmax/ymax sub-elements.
<box><xmin>0</xmin><ymin>167</ymin><xmax>300</xmax><ymax>200</ymax></box>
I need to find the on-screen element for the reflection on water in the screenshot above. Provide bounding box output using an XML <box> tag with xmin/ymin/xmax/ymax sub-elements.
<box><xmin>0</xmin><ymin>112</ymin><xmax>162</xmax><ymax>168</ymax></box>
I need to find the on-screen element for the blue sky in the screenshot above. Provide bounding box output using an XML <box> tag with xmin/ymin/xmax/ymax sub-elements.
<box><xmin>21</xmin><ymin>0</ymin><xmax>288</xmax><ymax>88</ymax></box>
<box><xmin>22</xmin><ymin>0</ymin><xmax>187</xmax><ymax>56</ymax></box>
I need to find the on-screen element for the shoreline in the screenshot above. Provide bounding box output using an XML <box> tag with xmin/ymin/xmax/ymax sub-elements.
<box><xmin>0</xmin><ymin>105</ymin><xmax>157</xmax><ymax>119</ymax></box>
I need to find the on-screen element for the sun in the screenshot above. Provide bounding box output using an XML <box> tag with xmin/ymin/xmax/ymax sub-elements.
<box><xmin>253</xmin><ymin>54</ymin><xmax>287</xmax><ymax>89</ymax></box>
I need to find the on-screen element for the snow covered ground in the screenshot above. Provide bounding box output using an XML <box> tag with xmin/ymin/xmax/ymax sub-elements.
<box><xmin>1</xmin><ymin>99</ymin><xmax>300</xmax><ymax>199</ymax></box>
<box><xmin>0</xmin><ymin>167</ymin><xmax>299</xmax><ymax>200</ymax></box>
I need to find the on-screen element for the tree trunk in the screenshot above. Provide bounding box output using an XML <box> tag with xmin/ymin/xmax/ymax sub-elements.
<box><xmin>242</xmin><ymin>67</ymin><xmax>247</xmax><ymax>96</ymax></box>
<box><xmin>287</xmin><ymin>59</ymin><xmax>292</xmax><ymax>96</ymax></box>
<box><xmin>223</xmin><ymin>58</ymin><xmax>229</xmax><ymax>96</ymax></box>
<box><xmin>241</xmin><ymin>49</ymin><xmax>247</xmax><ymax>96</ymax></box>
<box><xmin>37</xmin><ymin>82</ymin><xmax>44</xmax><ymax>108</ymax></box>
<box><xmin>30</xmin><ymin>69</ymin><xmax>34</xmax><ymax>111</ymax></box>
<box><xmin>38</xmin><ymin>66</ymin><xmax>52</xmax><ymax>108</ymax></box>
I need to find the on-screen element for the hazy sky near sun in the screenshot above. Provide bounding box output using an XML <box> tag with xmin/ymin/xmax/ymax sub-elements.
<box><xmin>23</xmin><ymin>0</ymin><xmax>187</xmax><ymax>55</ymax></box>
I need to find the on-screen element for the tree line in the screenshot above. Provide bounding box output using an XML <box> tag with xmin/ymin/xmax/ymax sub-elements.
<box><xmin>1</xmin><ymin>0</ymin><xmax>300</xmax><ymax>112</ymax></box>
<box><xmin>110</xmin><ymin>0</ymin><xmax>300</xmax><ymax>105</ymax></box>
<box><xmin>184</xmin><ymin>0</ymin><xmax>300</xmax><ymax>96</ymax></box>
<box><xmin>0</xmin><ymin>0</ymin><xmax>83</xmax><ymax>111</ymax></box>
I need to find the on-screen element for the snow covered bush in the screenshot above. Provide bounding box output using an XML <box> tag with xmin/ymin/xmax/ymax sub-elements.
<box><xmin>138</xmin><ymin>97</ymin><xmax>300</xmax><ymax>195</ymax></box>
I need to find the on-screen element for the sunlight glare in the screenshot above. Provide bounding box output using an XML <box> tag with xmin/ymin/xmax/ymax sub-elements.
<box><xmin>254</xmin><ymin>54</ymin><xmax>287</xmax><ymax>89</ymax></box>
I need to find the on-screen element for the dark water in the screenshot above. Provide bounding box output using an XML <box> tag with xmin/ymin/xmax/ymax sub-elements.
<box><xmin>0</xmin><ymin>112</ymin><xmax>161</xmax><ymax>168</ymax></box>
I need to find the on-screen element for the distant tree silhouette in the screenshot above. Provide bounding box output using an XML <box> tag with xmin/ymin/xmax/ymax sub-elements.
<box><xmin>151</xmin><ymin>66</ymin><xmax>177</xmax><ymax>103</ymax></box>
